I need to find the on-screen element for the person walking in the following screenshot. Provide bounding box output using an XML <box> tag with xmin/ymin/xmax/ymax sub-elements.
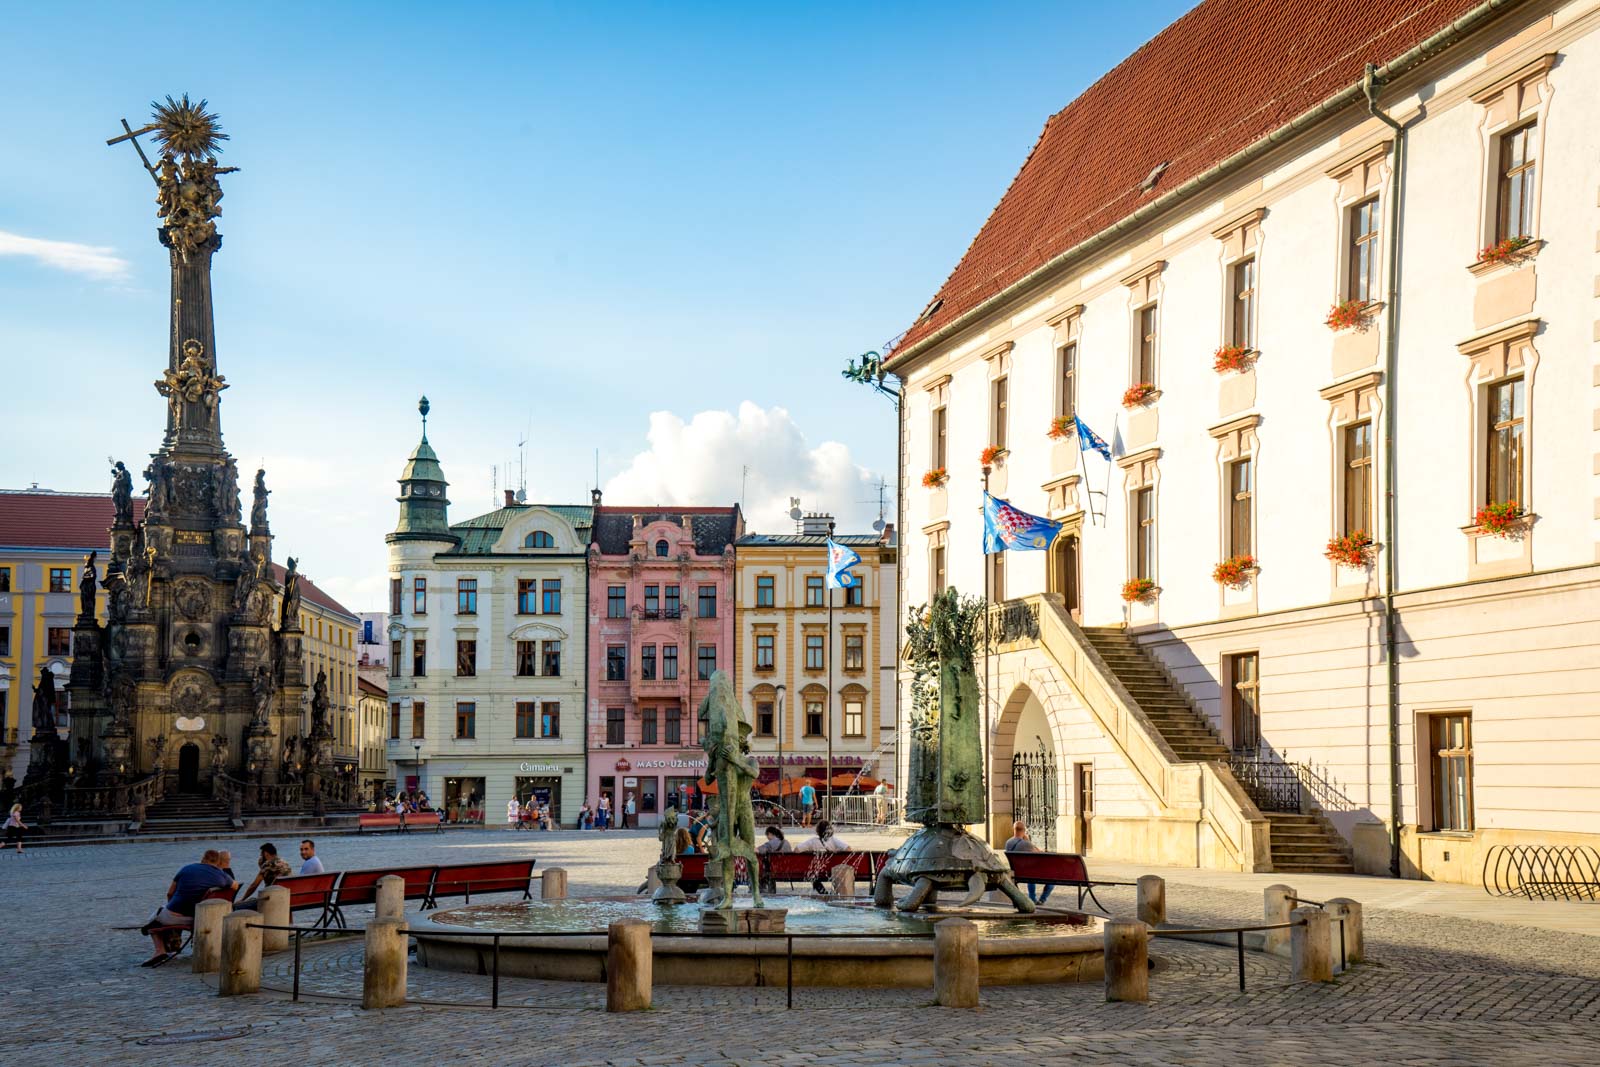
<box><xmin>623</xmin><ymin>792</ymin><xmax>636</xmax><ymax>830</ymax></box>
<box><xmin>507</xmin><ymin>796</ymin><xmax>522</xmax><ymax>830</ymax></box>
<box><xmin>598</xmin><ymin>793</ymin><xmax>611</xmax><ymax>831</ymax></box>
<box><xmin>3</xmin><ymin>803</ymin><xmax>26</xmax><ymax>853</ymax></box>
<box><xmin>798</xmin><ymin>781</ymin><xmax>817</xmax><ymax>827</ymax></box>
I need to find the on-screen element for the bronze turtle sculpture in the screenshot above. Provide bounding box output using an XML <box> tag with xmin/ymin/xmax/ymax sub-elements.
<box><xmin>874</xmin><ymin>824</ymin><xmax>1035</xmax><ymax>913</ymax></box>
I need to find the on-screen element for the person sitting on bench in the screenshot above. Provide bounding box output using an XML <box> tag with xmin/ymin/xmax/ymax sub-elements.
<box><xmin>793</xmin><ymin>820</ymin><xmax>849</xmax><ymax>894</ymax></box>
<box><xmin>139</xmin><ymin>849</ymin><xmax>237</xmax><ymax>966</ymax></box>
<box><xmin>1004</xmin><ymin>820</ymin><xmax>1052</xmax><ymax>905</ymax></box>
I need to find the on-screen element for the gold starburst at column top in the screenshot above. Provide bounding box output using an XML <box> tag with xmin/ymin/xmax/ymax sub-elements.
<box><xmin>151</xmin><ymin>94</ymin><xmax>229</xmax><ymax>160</ymax></box>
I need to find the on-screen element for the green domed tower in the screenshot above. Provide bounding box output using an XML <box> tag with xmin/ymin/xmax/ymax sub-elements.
<box><xmin>387</xmin><ymin>397</ymin><xmax>460</xmax><ymax>546</ymax></box>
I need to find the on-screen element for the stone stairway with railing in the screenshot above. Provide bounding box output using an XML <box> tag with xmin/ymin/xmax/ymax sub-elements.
<box><xmin>142</xmin><ymin>793</ymin><xmax>235</xmax><ymax>835</ymax></box>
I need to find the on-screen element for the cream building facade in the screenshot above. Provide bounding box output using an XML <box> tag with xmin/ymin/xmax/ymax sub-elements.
<box><xmin>888</xmin><ymin>0</ymin><xmax>1600</xmax><ymax>884</ymax></box>
<box><xmin>733</xmin><ymin>520</ymin><xmax>899</xmax><ymax>801</ymax></box>
<box><xmin>283</xmin><ymin>565</ymin><xmax>361</xmax><ymax>785</ymax></box>
<box><xmin>357</xmin><ymin>669</ymin><xmax>388</xmax><ymax>802</ymax></box>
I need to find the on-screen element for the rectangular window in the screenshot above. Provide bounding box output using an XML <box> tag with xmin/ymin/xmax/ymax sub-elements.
<box><xmin>517</xmin><ymin>579</ymin><xmax>537</xmax><ymax>614</ymax></box>
<box><xmin>1228</xmin><ymin>458</ymin><xmax>1253</xmax><ymax>557</ymax></box>
<box><xmin>697</xmin><ymin>585</ymin><xmax>717</xmax><ymax>619</ymax></box>
<box><xmin>456</xmin><ymin>578</ymin><xmax>477</xmax><ymax>615</ymax></box>
<box><xmin>846</xmin><ymin>581</ymin><xmax>863</xmax><ymax>607</ymax></box>
<box><xmin>607</xmin><ymin>585</ymin><xmax>626</xmax><ymax>618</ymax></box>
<box><xmin>413</xmin><ymin>577</ymin><xmax>427</xmax><ymax>614</ymax></box>
<box><xmin>606</xmin><ymin>707</ymin><xmax>626</xmax><ymax>746</ymax></box>
<box><xmin>606</xmin><ymin>645</ymin><xmax>627</xmax><ymax>682</ymax></box>
<box><xmin>1430</xmin><ymin>713</ymin><xmax>1473</xmax><ymax>831</ymax></box>
<box><xmin>805</xmin><ymin>575</ymin><xmax>825</xmax><ymax>607</ymax></box>
<box><xmin>49</xmin><ymin>567</ymin><xmax>71</xmax><ymax>594</ymax></box>
<box><xmin>755</xmin><ymin>575</ymin><xmax>775</xmax><ymax>607</ymax></box>
<box><xmin>805</xmin><ymin>634</ymin><xmax>825</xmax><ymax>671</ymax></box>
<box><xmin>1136</xmin><ymin>304</ymin><xmax>1158</xmax><ymax>385</ymax></box>
<box><xmin>413</xmin><ymin>638</ymin><xmax>426</xmax><ymax>677</ymax></box>
<box><xmin>1486</xmin><ymin>377</ymin><xmax>1525</xmax><ymax>508</ymax></box>
<box><xmin>805</xmin><ymin>700</ymin><xmax>824</xmax><ymax>738</ymax></box>
<box><xmin>755</xmin><ymin>634</ymin><xmax>775</xmax><ymax>670</ymax></box>
<box><xmin>931</xmin><ymin>545</ymin><xmax>947</xmax><ymax>593</ymax></box>
<box><xmin>932</xmin><ymin>404</ymin><xmax>948</xmax><ymax>469</ymax></box>
<box><xmin>664</xmin><ymin>585</ymin><xmax>680</xmax><ymax>617</ymax></box>
<box><xmin>389</xmin><ymin>640</ymin><xmax>401</xmax><ymax>677</ymax></box>
<box><xmin>1228</xmin><ymin>653</ymin><xmax>1260</xmax><ymax>752</ymax></box>
<box><xmin>843</xmin><ymin>700</ymin><xmax>864</xmax><ymax>738</ymax></box>
<box><xmin>1348</xmin><ymin>197</ymin><xmax>1380</xmax><ymax>304</ymax></box>
<box><xmin>390</xmin><ymin>577</ymin><xmax>403</xmax><ymax>615</ymax></box>
<box><xmin>756</xmin><ymin>701</ymin><xmax>775</xmax><ymax>737</ymax></box>
<box><xmin>516</xmin><ymin>640</ymin><xmax>536</xmax><ymax>677</ymax></box>
<box><xmin>641</xmin><ymin>644</ymin><xmax>657</xmax><ymax>680</ymax></box>
<box><xmin>411</xmin><ymin>701</ymin><xmax>426</xmax><ymax>739</ymax></box>
<box><xmin>516</xmin><ymin>701</ymin><xmax>537</xmax><ymax>739</ymax></box>
<box><xmin>696</xmin><ymin>644</ymin><xmax>716</xmax><ymax>680</ymax></box>
<box><xmin>542</xmin><ymin>579</ymin><xmax>561</xmax><ymax>615</ymax></box>
<box><xmin>1134</xmin><ymin>487</ymin><xmax>1156</xmax><ymax>581</ymax></box>
<box><xmin>662</xmin><ymin>645</ymin><xmax>679</xmax><ymax>680</ymax></box>
<box><xmin>1231</xmin><ymin>257</ymin><xmax>1256</xmax><ymax>350</ymax></box>
<box><xmin>844</xmin><ymin>633</ymin><xmax>864</xmax><ymax>671</ymax></box>
<box><xmin>1496</xmin><ymin>121</ymin><xmax>1536</xmax><ymax>242</ymax></box>
<box><xmin>541</xmin><ymin>639</ymin><xmax>562</xmax><ymax>677</ymax></box>
<box><xmin>990</xmin><ymin>375</ymin><xmax>1009</xmax><ymax>452</ymax></box>
<box><xmin>455</xmin><ymin>639</ymin><xmax>476</xmax><ymax>677</ymax></box>
<box><xmin>455</xmin><ymin>702</ymin><xmax>476</xmax><ymax>739</ymax></box>
<box><xmin>665</xmin><ymin>706</ymin><xmax>682</xmax><ymax>745</ymax></box>
<box><xmin>541</xmin><ymin>701</ymin><xmax>561</xmax><ymax>739</ymax></box>
<box><xmin>641</xmin><ymin>706</ymin><xmax>658</xmax><ymax>744</ymax></box>
<box><xmin>644</xmin><ymin>584</ymin><xmax>659</xmax><ymax>614</ymax></box>
<box><xmin>390</xmin><ymin>702</ymin><xmax>401</xmax><ymax>739</ymax></box>
<box><xmin>1342</xmin><ymin>421</ymin><xmax>1372</xmax><ymax>536</ymax></box>
<box><xmin>1058</xmin><ymin>343</ymin><xmax>1077</xmax><ymax>420</ymax></box>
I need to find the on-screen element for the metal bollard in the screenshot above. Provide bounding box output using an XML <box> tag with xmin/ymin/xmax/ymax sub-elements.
<box><xmin>1325</xmin><ymin>898</ymin><xmax>1364</xmax><ymax>967</ymax></box>
<box><xmin>191</xmin><ymin>898</ymin><xmax>233</xmax><ymax>974</ymax></box>
<box><xmin>1290</xmin><ymin>906</ymin><xmax>1333</xmax><ymax>982</ymax></box>
<box><xmin>606</xmin><ymin>920</ymin><xmax>652</xmax><ymax>1012</ymax></box>
<box><xmin>1136</xmin><ymin>875</ymin><xmax>1166</xmax><ymax>926</ymax></box>
<box><xmin>1103</xmin><ymin>920</ymin><xmax>1149</xmax><ymax>1002</ymax></box>
<box><xmin>542</xmin><ymin>867</ymin><xmax>568</xmax><ymax>900</ymax></box>
<box><xmin>362</xmin><ymin>918</ymin><xmax>409</xmax><ymax>1009</ymax></box>
<box><xmin>218</xmin><ymin>912</ymin><xmax>263</xmax><ymax>996</ymax></box>
<box><xmin>257</xmin><ymin>886</ymin><xmax>290</xmax><ymax>953</ymax></box>
<box><xmin>1262</xmin><ymin>884</ymin><xmax>1296</xmax><ymax>956</ymax></box>
<box><xmin>933</xmin><ymin>918</ymin><xmax>979</xmax><ymax>1007</ymax></box>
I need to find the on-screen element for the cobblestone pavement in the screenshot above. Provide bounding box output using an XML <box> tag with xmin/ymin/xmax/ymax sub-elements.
<box><xmin>3</xmin><ymin>828</ymin><xmax>1597</xmax><ymax>1065</ymax></box>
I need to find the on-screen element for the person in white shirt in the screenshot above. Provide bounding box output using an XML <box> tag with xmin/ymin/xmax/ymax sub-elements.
<box><xmin>793</xmin><ymin>821</ymin><xmax>849</xmax><ymax>894</ymax></box>
<box><xmin>298</xmin><ymin>838</ymin><xmax>325</xmax><ymax>875</ymax></box>
<box><xmin>507</xmin><ymin>797</ymin><xmax>522</xmax><ymax>829</ymax></box>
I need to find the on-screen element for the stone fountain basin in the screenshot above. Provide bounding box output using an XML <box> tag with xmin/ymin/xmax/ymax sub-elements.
<box><xmin>413</xmin><ymin>897</ymin><xmax>1105</xmax><ymax>987</ymax></box>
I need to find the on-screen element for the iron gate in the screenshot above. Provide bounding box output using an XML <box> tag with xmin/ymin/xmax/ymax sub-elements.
<box><xmin>1011</xmin><ymin>743</ymin><xmax>1059</xmax><ymax>851</ymax></box>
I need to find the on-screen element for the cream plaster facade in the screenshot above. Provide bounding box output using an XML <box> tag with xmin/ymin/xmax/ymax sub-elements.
<box><xmin>893</xmin><ymin>1</ymin><xmax>1600</xmax><ymax>884</ymax></box>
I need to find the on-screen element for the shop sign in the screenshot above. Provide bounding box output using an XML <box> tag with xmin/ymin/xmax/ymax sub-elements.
<box><xmin>614</xmin><ymin>758</ymin><xmax>632</xmax><ymax>772</ymax></box>
<box><xmin>623</xmin><ymin>777</ymin><xmax>638</xmax><ymax>787</ymax></box>
<box><xmin>625</xmin><ymin>756</ymin><xmax>707</xmax><ymax>770</ymax></box>
<box><xmin>519</xmin><ymin>763</ymin><xmax>559</xmax><ymax>773</ymax></box>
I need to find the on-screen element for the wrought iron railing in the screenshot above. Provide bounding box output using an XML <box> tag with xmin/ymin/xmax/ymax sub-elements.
<box><xmin>1225</xmin><ymin>752</ymin><xmax>1303</xmax><ymax>813</ymax></box>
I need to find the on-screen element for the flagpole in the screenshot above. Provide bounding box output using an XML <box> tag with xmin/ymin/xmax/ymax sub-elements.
<box><xmin>1102</xmin><ymin>414</ymin><xmax>1118</xmax><ymax>528</ymax></box>
<box><xmin>826</xmin><ymin>520</ymin><xmax>836</xmax><ymax>825</ymax></box>
<box><xmin>981</xmin><ymin>465</ymin><xmax>993</xmax><ymax>845</ymax></box>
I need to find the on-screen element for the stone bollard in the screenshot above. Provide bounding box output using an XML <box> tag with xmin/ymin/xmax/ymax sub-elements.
<box><xmin>542</xmin><ymin>867</ymin><xmax>568</xmax><ymax>901</ymax></box>
<box><xmin>830</xmin><ymin>864</ymin><xmax>857</xmax><ymax>898</ymax></box>
<box><xmin>933</xmin><ymin>918</ymin><xmax>980</xmax><ymax>1007</ymax></box>
<box><xmin>362</xmin><ymin>918</ymin><xmax>409</xmax><ymax>1010</ymax></box>
<box><xmin>1290</xmin><ymin>906</ymin><xmax>1333</xmax><ymax>982</ymax></box>
<box><xmin>1136</xmin><ymin>875</ymin><xmax>1166</xmax><ymax>926</ymax></box>
<box><xmin>1103</xmin><ymin>920</ymin><xmax>1149</xmax><ymax>1002</ymax></box>
<box><xmin>375</xmin><ymin>874</ymin><xmax>406</xmax><ymax>920</ymax></box>
<box><xmin>257</xmin><ymin>886</ymin><xmax>290</xmax><ymax>954</ymax></box>
<box><xmin>192</xmin><ymin>898</ymin><xmax>233</xmax><ymax>974</ymax></box>
<box><xmin>1325</xmin><ymin>898</ymin><xmax>1364</xmax><ymax>968</ymax></box>
<box><xmin>606</xmin><ymin>920</ymin><xmax>652</xmax><ymax>1012</ymax></box>
<box><xmin>1263</xmin><ymin>884</ymin><xmax>1296</xmax><ymax>956</ymax></box>
<box><xmin>218</xmin><ymin>911</ymin><xmax>263</xmax><ymax>996</ymax></box>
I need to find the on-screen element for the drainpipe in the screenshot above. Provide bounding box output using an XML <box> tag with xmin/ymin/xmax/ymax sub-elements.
<box><xmin>1362</xmin><ymin>64</ymin><xmax>1409</xmax><ymax>880</ymax></box>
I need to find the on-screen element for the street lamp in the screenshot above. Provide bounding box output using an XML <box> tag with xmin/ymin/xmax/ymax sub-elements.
<box><xmin>412</xmin><ymin>740</ymin><xmax>422</xmax><ymax>795</ymax></box>
<box><xmin>775</xmin><ymin>684</ymin><xmax>787</xmax><ymax>814</ymax></box>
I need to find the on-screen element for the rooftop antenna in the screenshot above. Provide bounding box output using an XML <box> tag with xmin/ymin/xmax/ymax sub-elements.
<box><xmin>788</xmin><ymin>497</ymin><xmax>803</xmax><ymax>534</ymax></box>
<box><xmin>594</xmin><ymin>448</ymin><xmax>600</xmax><ymax>497</ymax></box>
<box><xmin>492</xmin><ymin>464</ymin><xmax>498</xmax><ymax>507</ymax></box>
<box><xmin>857</xmin><ymin>476</ymin><xmax>890</xmax><ymax>532</ymax></box>
<box><xmin>516</xmin><ymin>435</ymin><xmax>527</xmax><ymax>503</ymax></box>
<box><xmin>740</xmin><ymin>465</ymin><xmax>749</xmax><ymax>514</ymax></box>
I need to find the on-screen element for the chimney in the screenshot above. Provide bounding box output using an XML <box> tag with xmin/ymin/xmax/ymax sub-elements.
<box><xmin>591</xmin><ymin>487</ymin><xmax>603</xmax><ymax>508</ymax></box>
<box><xmin>504</xmin><ymin>489</ymin><xmax>516</xmax><ymax>507</ymax></box>
<box><xmin>879</xmin><ymin>522</ymin><xmax>895</xmax><ymax>545</ymax></box>
<box><xmin>801</xmin><ymin>512</ymin><xmax>834</xmax><ymax>537</ymax></box>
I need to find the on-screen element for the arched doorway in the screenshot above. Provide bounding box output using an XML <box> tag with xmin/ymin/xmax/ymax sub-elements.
<box><xmin>178</xmin><ymin>742</ymin><xmax>201</xmax><ymax>793</ymax></box>
<box><xmin>993</xmin><ymin>685</ymin><xmax>1063</xmax><ymax>850</ymax></box>
<box><xmin>1049</xmin><ymin>534</ymin><xmax>1081</xmax><ymax>619</ymax></box>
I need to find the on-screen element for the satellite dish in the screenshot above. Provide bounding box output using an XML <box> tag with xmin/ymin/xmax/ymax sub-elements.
<box><xmin>789</xmin><ymin>507</ymin><xmax>802</xmax><ymax>521</ymax></box>
<box><xmin>872</xmin><ymin>519</ymin><xmax>885</xmax><ymax>532</ymax></box>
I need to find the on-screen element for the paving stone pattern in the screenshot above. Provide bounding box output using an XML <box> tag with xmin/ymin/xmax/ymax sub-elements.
<box><xmin>2</xmin><ymin>829</ymin><xmax>1596</xmax><ymax>1065</ymax></box>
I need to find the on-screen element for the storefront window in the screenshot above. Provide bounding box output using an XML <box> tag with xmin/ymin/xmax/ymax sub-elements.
<box><xmin>443</xmin><ymin>777</ymin><xmax>486</xmax><ymax>824</ymax></box>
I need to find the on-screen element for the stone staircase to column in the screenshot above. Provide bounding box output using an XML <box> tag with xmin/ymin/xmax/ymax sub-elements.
<box><xmin>142</xmin><ymin>793</ymin><xmax>235</xmax><ymax>835</ymax></box>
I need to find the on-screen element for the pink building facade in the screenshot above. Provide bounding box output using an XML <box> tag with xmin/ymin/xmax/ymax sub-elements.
<box><xmin>585</xmin><ymin>505</ymin><xmax>743</xmax><ymax>827</ymax></box>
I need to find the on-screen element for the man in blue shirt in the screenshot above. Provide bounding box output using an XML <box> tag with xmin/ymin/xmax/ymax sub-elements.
<box><xmin>141</xmin><ymin>849</ymin><xmax>236</xmax><ymax>965</ymax></box>
<box><xmin>799</xmin><ymin>782</ymin><xmax>817</xmax><ymax>827</ymax></box>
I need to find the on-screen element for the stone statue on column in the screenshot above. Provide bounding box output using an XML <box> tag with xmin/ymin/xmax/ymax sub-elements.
<box><xmin>110</xmin><ymin>461</ymin><xmax>135</xmax><ymax>526</ymax></box>
<box><xmin>78</xmin><ymin>551</ymin><xmax>98</xmax><ymax>620</ymax></box>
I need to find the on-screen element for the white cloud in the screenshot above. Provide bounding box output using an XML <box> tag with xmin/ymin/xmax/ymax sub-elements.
<box><xmin>0</xmin><ymin>230</ymin><xmax>129</xmax><ymax>281</ymax></box>
<box><xmin>603</xmin><ymin>402</ymin><xmax>892</xmax><ymax>535</ymax></box>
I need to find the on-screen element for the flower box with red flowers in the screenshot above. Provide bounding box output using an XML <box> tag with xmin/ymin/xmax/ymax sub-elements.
<box><xmin>1122</xmin><ymin>382</ymin><xmax>1158</xmax><ymax>409</ymax></box>
<box><xmin>921</xmin><ymin>468</ymin><xmax>948</xmax><ymax>489</ymax></box>
<box><xmin>1475</xmin><ymin>235</ymin><xmax>1533</xmax><ymax>267</ymax></box>
<box><xmin>1211</xmin><ymin>555</ymin><xmax>1258</xmax><ymax>589</ymax></box>
<box><xmin>1120</xmin><ymin>578</ymin><xmax>1157</xmax><ymax>604</ymax></box>
<box><xmin>1472</xmin><ymin>501</ymin><xmax>1524</xmax><ymax>538</ymax></box>
<box><xmin>1213</xmin><ymin>345</ymin><xmax>1255</xmax><ymax>374</ymax></box>
<box><xmin>979</xmin><ymin>445</ymin><xmax>1008</xmax><ymax>467</ymax></box>
<box><xmin>1324</xmin><ymin>300</ymin><xmax>1373</xmax><ymax>332</ymax></box>
<box><xmin>1047</xmin><ymin>415</ymin><xmax>1076</xmax><ymax>440</ymax></box>
<box><xmin>1325</xmin><ymin>531</ymin><xmax>1375</xmax><ymax>568</ymax></box>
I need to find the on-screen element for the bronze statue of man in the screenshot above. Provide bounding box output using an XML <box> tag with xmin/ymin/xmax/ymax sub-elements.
<box><xmin>697</xmin><ymin>671</ymin><xmax>763</xmax><ymax>909</ymax></box>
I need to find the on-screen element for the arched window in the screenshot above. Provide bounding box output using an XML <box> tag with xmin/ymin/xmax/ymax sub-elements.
<box><xmin>654</xmin><ymin>539</ymin><xmax>670</xmax><ymax>557</ymax></box>
<box><xmin>524</xmin><ymin>530</ymin><xmax>555</xmax><ymax>549</ymax></box>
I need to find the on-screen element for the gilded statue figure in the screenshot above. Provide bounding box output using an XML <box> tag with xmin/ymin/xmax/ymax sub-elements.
<box><xmin>697</xmin><ymin>671</ymin><xmax>763</xmax><ymax>909</ymax></box>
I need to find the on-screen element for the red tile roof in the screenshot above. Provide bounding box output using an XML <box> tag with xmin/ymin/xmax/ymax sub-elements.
<box><xmin>0</xmin><ymin>489</ymin><xmax>352</xmax><ymax>619</ymax></box>
<box><xmin>887</xmin><ymin>0</ymin><xmax>1493</xmax><ymax>365</ymax></box>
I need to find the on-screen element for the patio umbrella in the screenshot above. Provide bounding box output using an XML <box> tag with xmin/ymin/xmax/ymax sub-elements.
<box><xmin>696</xmin><ymin>777</ymin><xmax>719</xmax><ymax>795</ymax></box>
<box><xmin>831</xmin><ymin>774</ymin><xmax>891</xmax><ymax>791</ymax></box>
<box><xmin>759</xmin><ymin>776</ymin><xmax>823</xmax><ymax>799</ymax></box>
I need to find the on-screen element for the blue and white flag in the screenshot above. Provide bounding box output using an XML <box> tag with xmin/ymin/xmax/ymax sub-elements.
<box><xmin>1074</xmin><ymin>415</ymin><xmax>1111</xmax><ymax>460</ymax></box>
<box><xmin>825</xmin><ymin>537</ymin><xmax>862</xmax><ymax>589</ymax></box>
<box><xmin>983</xmin><ymin>493</ymin><xmax>1063</xmax><ymax>554</ymax></box>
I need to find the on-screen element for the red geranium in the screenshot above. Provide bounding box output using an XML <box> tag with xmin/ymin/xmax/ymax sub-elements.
<box><xmin>1325</xmin><ymin>532</ymin><xmax>1375</xmax><ymax>568</ymax></box>
<box><xmin>1473</xmin><ymin>501</ymin><xmax>1524</xmax><ymax>538</ymax></box>
<box><xmin>1325</xmin><ymin>300</ymin><xmax>1372</xmax><ymax>332</ymax></box>
<box><xmin>1121</xmin><ymin>578</ymin><xmax>1157</xmax><ymax>603</ymax></box>
<box><xmin>1122</xmin><ymin>382</ymin><xmax>1157</xmax><ymax>408</ymax></box>
<box><xmin>979</xmin><ymin>445</ymin><xmax>1007</xmax><ymax>466</ymax></box>
<box><xmin>1212</xmin><ymin>555</ymin><xmax>1258</xmax><ymax>589</ymax></box>
<box><xmin>921</xmin><ymin>468</ymin><xmax>948</xmax><ymax>489</ymax></box>
<box><xmin>1476</xmin><ymin>235</ymin><xmax>1532</xmax><ymax>266</ymax></box>
<box><xmin>1213</xmin><ymin>345</ymin><xmax>1254</xmax><ymax>374</ymax></box>
<box><xmin>1047</xmin><ymin>415</ymin><xmax>1076</xmax><ymax>440</ymax></box>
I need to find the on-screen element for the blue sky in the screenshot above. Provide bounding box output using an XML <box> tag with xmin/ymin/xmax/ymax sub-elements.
<box><xmin>1</xmin><ymin>1</ymin><xmax>1191</xmax><ymax>608</ymax></box>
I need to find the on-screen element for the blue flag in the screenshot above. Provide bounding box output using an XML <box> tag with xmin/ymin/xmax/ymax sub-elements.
<box><xmin>1074</xmin><ymin>415</ymin><xmax>1111</xmax><ymax>460</ymax></box>
<box><xmin>825</xmin><ymin>537</ymin><xmax>862</xmax><ymax>589</ymax></box>
<box><xmin>983</xmin><ymin>493</ymin><xmax>1063</xmax><ymax>554</ymax></box>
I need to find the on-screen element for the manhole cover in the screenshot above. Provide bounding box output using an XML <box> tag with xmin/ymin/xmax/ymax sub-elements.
<box><xmin>135</xmin><ymin>1027</ymin><xmax>251</xmax><ymax>1046</ymax></box>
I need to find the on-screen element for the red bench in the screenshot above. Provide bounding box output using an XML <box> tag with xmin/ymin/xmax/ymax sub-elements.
<box><xmin>144</xmin><ymin>885</ymin><xmax>239</xmax><ymax>967</ymax></box>
<box><xmin>323</xmin><ymin>864</ymin><xmax>437</xmax><ymax>929</ymax></box>
<box><xmin>427</xmin><ymin>859</ymin><xmax>537</xmax><ymax>908</ymax></box>
<box><xmin>271</xmin><ymin>871</ymin><xmax>342</xmax><ymax>928</ymax></box>
<box><xmin>674</xmin><ymin>851</ymin><xmax>886</xmax><ymax>894</ymax></box>
<box><xmin>358</xmin><ymin>811</ymin><xmax>444</xmax><ymax>833</ymax></box>
<box><xmin>1004</xmin><ymin>850</ymin><xmax>1126</xmax><ymax>911</ymax></box>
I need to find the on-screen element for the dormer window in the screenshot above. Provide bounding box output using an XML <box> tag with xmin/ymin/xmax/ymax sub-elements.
<box><xmin>655</xmin><ymin>539</ymin><xmax>670</xmax><ymax>557</ymax></box>
<box><xmin>524</xmin><ymin>530</ymin><xmax>554</xmax><ymax>549</ymax></box>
